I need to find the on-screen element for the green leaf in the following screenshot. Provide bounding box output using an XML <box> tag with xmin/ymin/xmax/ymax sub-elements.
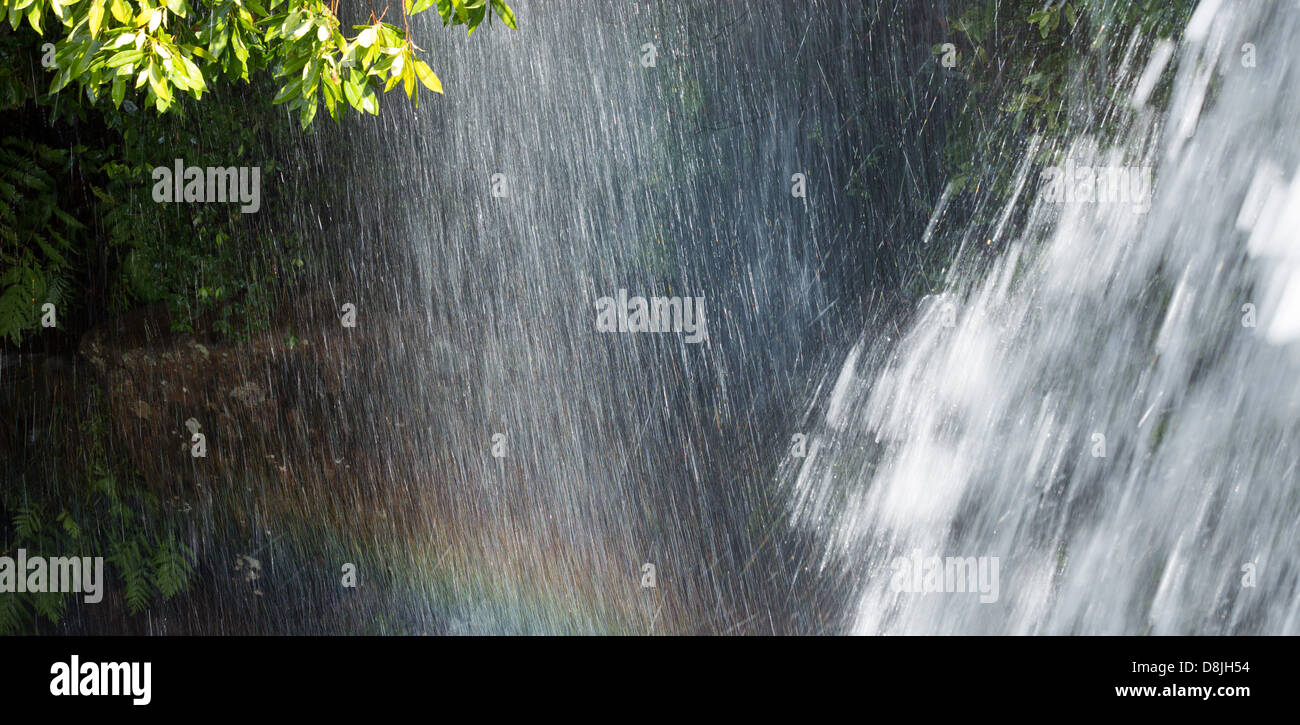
<box><xmin>106</xmin><ymin>49</ymin><xmax>143</xmax><ymax>67</ymax></box>
<box><xmin>48</xmin><ymin>68</ymin><xmax>73</xmax><ymax>95</ymax></box>
<box><xmin>209</xmin><ymin>26</ymin><xmax>229</xmax><ymax>59</ymax></box>
<box><xmin>384</xmin><ymin>70</ymin><xmax>402</xmax><ymax>92</ymax></box>
<box><xmin>180</xmin><ymin>55</ymin><xmax>205</xmax><ymax>91</ymax></box>
<box><xmin>110</xmin><ymin>73</ymin><xmax>126</xmax><ymax>106</ymax></box>
<box><xmin>147</xmin><ymin>59</ymin><xmax>172</xmax><ymax>108</ymax></box>
<box><xmin>272</xmin><ymin>76</ymin><xmax>302</xmax><ymax>104</ymax></box>
<box><xmin>342</xmin><ymin>69</ymin><xmax>363</xmax><ymax>106</ymax></box>
<box><xmin>230</xmin><ymin>25</ymin><xmax>249</xmax><ymax>64</ymax></box>
<box><xmin>89</xmin><ymin>0</ymin><xmax>105</xmax><ymax>37</ymax></box>
<box><xmin>359</xmin><ymin>83</ymin><xmax>378</xmax><ymax>114</ymax></box>
<box><xmin>298</xmin><ymin>98</ymin><xmax>317</xmax><ymax>128</ymax></box>
<box><xmin>413</xmin><ymin>59</ymin><xmax>442</xmax><ymax>94</ymax></box>
<box><xmin>465</xmin><ymin>3</ymin><xmax>486</xmax><ymax>34</ymax></box>
<box><xmin>490</xmin><ymin>0</ymin><xmax>515</xmax><ymax>29</ymax></box>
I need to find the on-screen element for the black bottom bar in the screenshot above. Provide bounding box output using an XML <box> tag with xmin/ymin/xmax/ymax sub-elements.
<box><xmin>0</xmin><ymin>636</ymin><xmax>1283</xmax><ymax>714</ymax></box>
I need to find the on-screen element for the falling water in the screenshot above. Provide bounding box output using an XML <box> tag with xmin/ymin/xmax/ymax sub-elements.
<box><xmin>785</xmin><ymin>0</ymin><xmax>1300</xmax><ymax>634</ymax></box>
<box><xmin>283</xmin><ymin>0</ymin><xmax>950</xmax><ymax>633</ymax></box>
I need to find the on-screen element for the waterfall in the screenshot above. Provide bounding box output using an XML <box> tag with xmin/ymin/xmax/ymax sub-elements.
<box><xmin>301</xmin><ymin>0</ymin><xmax>951</xmax><ymax>632</ymax></box>
<box><xmin>784</xmin><ymin>0</ymin><xmax>1300</xmax><ymax>634</ymax></box>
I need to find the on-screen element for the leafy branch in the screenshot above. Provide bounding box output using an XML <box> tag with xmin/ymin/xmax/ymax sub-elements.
<box><xmin>3</xmin><ymin>0</ymin><xmax>516</xmax><ymax>127</ymax></box>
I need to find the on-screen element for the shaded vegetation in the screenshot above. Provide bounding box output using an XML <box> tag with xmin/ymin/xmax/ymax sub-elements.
<box><xmin>933</xmin><ymin>0</ymin><xmax>1196</xmax><ymax>263</ymax></box>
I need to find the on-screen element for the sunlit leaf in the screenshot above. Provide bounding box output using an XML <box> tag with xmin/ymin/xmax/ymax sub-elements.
<box><xmin>89</xmin><ymin>0</ymin><xmax>105</xmax><ymax>37</ymax></box>
<box><xmin>491</xmin><ymin>0</ymin><xmax>515</xmax><ymax>30</ymax></box>
<box><xmin>413</xmin><ymin>59</ymin><xmax>442</xmax><ymax>94</ymax></box>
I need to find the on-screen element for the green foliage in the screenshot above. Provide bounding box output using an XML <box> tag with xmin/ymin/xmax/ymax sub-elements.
<box><xmin>935</xmin><ymin>0</ymin><xmax>1196</xmax><ymax>206</ymax></box>
<box><xmin>0</xmin><ymin>138</ymin><xmax>81</xmax><ymax>344</ymax></box>
<box><xmin>1</xmin><ymin>100</ymin><xmax>305</xmax><ymax>343</ymax></box>
<box><xmin>90</xmin><ymin>90</ymin><xmax>309</xmax><ymax>337</ymax></box>
<box><xmin>2</xmin><ymin>0</ymin><xmax>515</xmax><ymax>128</ymax></box>
<box><xmin>0</xmin><ymin>387</ymin><xmax>195</xmax><ymax>633</ymax></box>
<box><xmin>942</xmin><ymin>0</ymin><xmax>1191</xmax><ymax>130</ymax></box>
<box><xmin>0</xmin><ymin>0</ymin><xmax>516</xmax><ymax>346</ymax></box>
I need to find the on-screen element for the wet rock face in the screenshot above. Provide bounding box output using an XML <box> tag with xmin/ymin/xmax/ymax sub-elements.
<box><xmin>71</xmin><ymin>301</ymin><xmax>650</xmax><ymax>631</ymax></box>
<box><xmin>77</xmin><ymin>301</ymin><xmax>382</xmax><ymax>498</ymax></box>
<box><xmin>71</xmin><ymin>295</ymin><xmax>489</xmax><ymax>539</ymax></box>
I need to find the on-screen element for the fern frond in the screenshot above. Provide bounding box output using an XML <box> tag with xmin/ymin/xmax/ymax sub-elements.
<box><xmin>13</xmin><ymin>506</ymin><xmax>42</xmax><ymax>542</ymax></box>
<box><xmin>111</xmin><ymin>538</ymin><xmax>152</xmax><ymax>614</ymax></box>
<box><xmin>0</xmin><ymin>594</ymin><xmax>27</xmax><ymax>635</ymax></box>
<box><xmin>151</xmin><ymin>536</ymin><xmax>195</xmax><ymax>599</ymax></box>
<box><xmin>31</xmin><ymin>591</ymin><xmax>66</xmax><ymax>625</ymax></box>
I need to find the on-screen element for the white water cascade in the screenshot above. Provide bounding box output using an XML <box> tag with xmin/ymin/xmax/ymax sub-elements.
<box><xmin>785</xmin><ymin>0</ymin><xmax>1300</xmax><ymax>635</ymax></box>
